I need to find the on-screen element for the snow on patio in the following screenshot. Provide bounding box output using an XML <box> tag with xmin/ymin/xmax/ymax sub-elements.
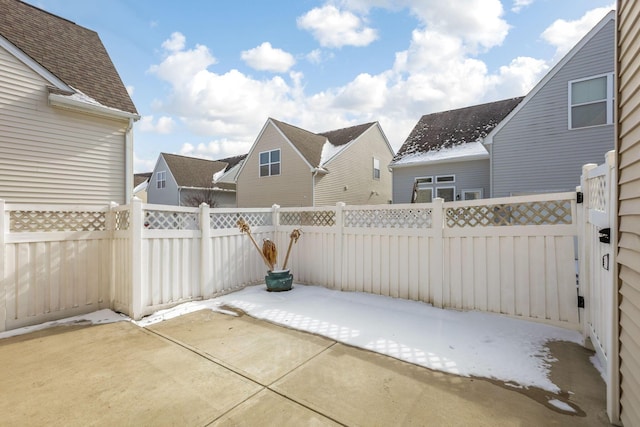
<box><xmin>0</xmin><ymin>284</ymin><xmax>584</xmax><ymax>393</ymax></box>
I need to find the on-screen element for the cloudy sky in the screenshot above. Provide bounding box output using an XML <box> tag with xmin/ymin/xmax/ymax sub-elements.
<box><xmin>32</xmin><ymin>0</ymin><xmax>614</xmax><ymax>172</ymax></box>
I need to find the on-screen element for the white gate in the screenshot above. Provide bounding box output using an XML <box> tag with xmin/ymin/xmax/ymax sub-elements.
<box><xmin>578</xmin><ymin>150</ymin><xmax>617</xmax><ymax>417</ymax></box>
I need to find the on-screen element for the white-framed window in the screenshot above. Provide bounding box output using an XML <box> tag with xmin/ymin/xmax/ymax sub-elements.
<box><xmin>156</xmin><ymin>171</ymin><xmax>166</xmax><ymax>189</ymax></box>
<box><xmin>436</xmin><ymin>175</ymin><xmax>455</xmax><ymax>183</ymax></box>
<box><xmin>568</xmin><ymin>73</ymin><xmax>614</xmax><ymax>129</ymax></box>
<box><xmin>436</xmin><ymin>186</ymin><xmax>456</xmax><ymax>202</ymax></box>
<box><xmin>259</xmin><ymin>149</ymin><xmax>281</xmax><ymax>177</ymax></box>
<box><xmin>373</xmin><ymin>158</ymin><xmax>380</xmax><ymax>180</ymax></box>
<box><xmin>413</xmin><ymin>177</ymin><xmax>433</xmax><ymax>203</ymax></box>
<box><xmin>462</xmin><ymin>189</ymin><xmax>483</xmax><ymax>200</ymax></box>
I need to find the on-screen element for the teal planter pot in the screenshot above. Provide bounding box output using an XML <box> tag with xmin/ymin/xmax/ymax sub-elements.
<box><xmin>265</xmin><ymin>270</ymin><xmax>293</xmax><ymax>292</ymax></box>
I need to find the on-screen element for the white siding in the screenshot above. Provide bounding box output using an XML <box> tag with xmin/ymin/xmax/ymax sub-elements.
<box><xmin>617</xmin><ymin>2</ymin><xmax>640</xmax><ymax>425</ymax></box>
<box><xmin>0</xmin><ymin>45</ymin><xmax>128</xmax><ymax>205</ymax></box>
<box><xmin>492</xmin><ymin>18</ymin><xmax>615</xmax><ymax>197</ymax></box>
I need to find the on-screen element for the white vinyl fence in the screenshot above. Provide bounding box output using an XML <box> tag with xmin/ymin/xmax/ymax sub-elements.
<box><xmin>1</xmin><ymin>191</ymin><xmax>581</xmax><ymax>332</ymax></box>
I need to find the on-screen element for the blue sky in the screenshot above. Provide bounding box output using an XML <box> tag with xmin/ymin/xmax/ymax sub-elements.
<box><xmin>31</xmin><ymin>0</ymin><xmax>614</xmax><ymax>172</ymax></box>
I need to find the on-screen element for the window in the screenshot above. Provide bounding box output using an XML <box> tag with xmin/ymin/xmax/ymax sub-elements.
<box><xmin>436</xmin><ymin>187</ymin><xmax>455</xmax><ymax>202</ymax></box>
<box><xmin>436</xmin><ymin>175</ymin><xmax>455</xmax><ymax>183</ymax></box>
<box><xmin>569</xmin><ymin>73</ymin><xmax>614</xmax><ymax>129</ymax></box>
<box><xmin>462</xmin><ymin>189</ymin><xmax>483</xmax><ymax>200</ymax></box>
<box><xmin>413</xmin><ymin>177</ymin><xmax>433</xmax><ymax>203</ymax></box>
<box><xmin>259</xmin><ymin>149</ymin><xmax>281</xmax><ymax>177</ymax></box>
<box><xmin>156</xmin><ymin>171</ymin><xmax>166</xmax><ymax>189</ymax></box>
<box><xmin>373</xmin><ymin>158</ymin><xmax>380</xmax><ymax>180</ymax></box>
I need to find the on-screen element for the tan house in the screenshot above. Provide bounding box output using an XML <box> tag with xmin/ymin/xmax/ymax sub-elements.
<box><xmin>236</xmin><ymin>118</ymin><xmax>394</xmax><ymax>207</ymax></box>
<box><xmin>615</xmin><ymin>2</ymin><xmax>640</xmax><ymax>426</ymax></box>
<box><xmin>0</xmin><ymin>0</ymin><xmax>139</xmax><ymax>205</ymax></box>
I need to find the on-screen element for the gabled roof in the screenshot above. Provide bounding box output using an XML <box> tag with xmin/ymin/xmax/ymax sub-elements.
<box><xmin>270</xmin><ymin>118</ymin><xmax>376</xmax><ymax>168</ymax></box>
<box><xmin>0</xmin><ymin>0</ymin><xmax>137</xmax><ymax>115</ymax></box>
<box><xmin>391</xmin><ymin>97</ymin><xmax>524</xmax><ymax>166</ymax></box>
<box><xmin>161</xmin><ymin>153</ymin><xmax>228</xmax><ymax>188</ymax></box>
<box><xmin>134</xmin><ymin>172</ymin><xmax>152</xmax><ymax>188</ymax></box>
<box><xmin>484</xmin><ymin>10</ymin><xmax>615</xmax><ymax>145</ymax></box>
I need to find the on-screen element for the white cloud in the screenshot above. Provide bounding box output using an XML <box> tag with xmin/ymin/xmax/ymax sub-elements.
<box><xmin>241</xmin><ymin>42</ymin><xmax>295</xmax><ymax>73</ymax></box>
<box><xmin>134</xmin><ymin>152</ymin><xmax>157</xmax><ymax>173</ymax></box>
<box><xmin>180</xmin><ymin>140</ymin><xmax>252</xmax><ymax>159</ymax></box>
<box><xmin>137</xmin><ymin>115</ymin><xmax>175</xmax><ymax>134</ymax></box>
<box><xmin>161</xmin><ymin>32</ymin><xmax>186</xmax><ymax>52</ymax></box>
<box><xmin>306</xmin><ymin>48</ymin><xmax>334</xmax><ymax>64</ymax></box>
<box><xmin>297</xmin><ymin>5</ymin><xmax>378</xmax><ymax>48</ymax></box>
<box><xmin>512</xmin><ymin>0</ymin><xmax>534</xmax><ymax>13</ymax></box>
<box><xmin>541</xmin><ymin>6</ymin><xmax>614</xmax><ymax>58</ymax></box>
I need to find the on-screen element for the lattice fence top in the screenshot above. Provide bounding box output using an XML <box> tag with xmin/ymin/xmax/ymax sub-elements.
<box><xmin>144</xmin><ymin>210</ymin><xmax>199</xmax><ymax>230</ymax></box>
<box><xmin>588</xmin><ymin>175</ymin><xmax>607</xmax><ymax>211</ymax></box>
<box><xmin>280</xmin><ymin>210</ymin><xmax>336</xmax><ymax>227</ymax></box>
<box><xmin>114</xmin><ymin>210</ymin><xmax>130</xmax><ymax>231</ymax></box>
<box><xmin>446</xmin><ymin>200</ymin><xmax>573</xmax><ymax>227</ymax></box>
<box><xmin>10</xmin><ymin>210</ymin><xmax>106</xmax><ymax>232</ymax></box>
<box><xmin>344</xmin><ymin>208</ymin><xmax>432</xmax><ymax>228</ymax></box>
<box><xmin>212</xmin><ymin>212</ymin><xmax>272</xmax><ymax>229</ymax></box>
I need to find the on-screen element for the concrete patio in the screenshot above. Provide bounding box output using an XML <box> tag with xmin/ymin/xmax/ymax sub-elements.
<box><xmin>0</xmin><ymin>308</ymin><xmax>609</xmax><ymax>426</ymax></box>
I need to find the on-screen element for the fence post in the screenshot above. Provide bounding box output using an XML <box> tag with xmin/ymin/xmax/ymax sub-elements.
<box><xmin>130</xmin><ymin>197</ymin><xmax>144</xmax><ymax>320</ymax></box>
<box><xmin>335</xmin><ymin>202</ymin><xmax>345</xmax><ymax>291</ymax></box>
<box><xmin>605</xmin><ymin>149</ymin><xmax>620</xmax><ymax>421</ymax></box>
<box><xmin>431</xmin><ymin>198</ymin><xmax>445</xmax><ymax>308</ymax></box>
<box><xmin>200</xmin><ymin>203</ymin><xmax>212</xmax><ymax>298</ymax></box>
<box><xmin>0</xmin><ymin>199</ymin><xmax>6</xmax><ymax>332</ymax></box>
<box><xmin>108</xmin><ymin>202</ymin><xmax>118</xmax><ymax>309</ymax></box>
<box><xmin>578</xmin><ymin>163</ymin><xmax>597</xmax><ymax>338</ymax></box>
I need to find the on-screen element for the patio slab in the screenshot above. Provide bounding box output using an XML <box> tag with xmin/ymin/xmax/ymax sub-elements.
<box><xmin>0</xmin><ymin>308</ymin><xmax>609</xmax><ymax>426</ymax></box>
<box><xmin>148</xmin><ymin>308</ymin><xmax>334</xmax><ymax>385</ymax></box>
<box><xmin>0</xmin><ymin>321</ymin><xmax>260</xmax><ymax>426</ymax></box>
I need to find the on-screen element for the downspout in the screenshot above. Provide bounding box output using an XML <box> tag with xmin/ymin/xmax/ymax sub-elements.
<box><xmin>125</xmin><ymin>118</ymin><xmax>134</xmax><ymax>202</ymax></box>
<box><xmin>312</xmin><ymin>169</ymin><xmax>318</xmax><ymax>206</ymax></box>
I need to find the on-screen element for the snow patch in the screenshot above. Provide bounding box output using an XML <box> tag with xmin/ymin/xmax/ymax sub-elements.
<box><xmin>320</xmin><ymin>140</ymin><xmax>349</xmax><ymax>165</ymax></box>
<box><xmin>394</xmin><ymin>140</ymin><xmax>488</xmax><ymax>166</ymax></box>
<box><xmin>548</xmin><ymin>399</ymin><xmax>577</xmax><ymax>413</ymax></box>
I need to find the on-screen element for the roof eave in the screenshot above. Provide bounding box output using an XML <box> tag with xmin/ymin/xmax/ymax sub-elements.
<box><xmin>389</xmin><ymin>153</ymin><xmax>489</xmax><ymax>169</ymax></box>
<box><xmin>49</xmin><ymin>93</ymin><xmax>140</xmax><ymax>121</ymax></box>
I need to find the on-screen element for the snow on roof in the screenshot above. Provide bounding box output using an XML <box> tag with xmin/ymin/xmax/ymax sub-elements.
<box><xmin>392</xmin><ymin>140</ymin><xmax>488</xmax><ymax>166</ymax></box>
<box><xmin>320</xmin><ymin>140</ymin><xmax>349</xmax><ymax>165</ymax></box>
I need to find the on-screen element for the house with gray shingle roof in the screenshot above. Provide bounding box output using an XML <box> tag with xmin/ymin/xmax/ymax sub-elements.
<box><xmin>390</xmin><ymin>97</ymin><xmax>523</xmax><ymax>204</ymax></box>
<box><xmin>147</xmin><ymin>153</ymin><xmax>246</xmax><ymax>207</ymax></box>
<box><xmin>0</xmin><ymin>0</ymin><xmax>139</xmax><ymax>205</ymax></box>
<box><xmin>236</xmin><ymin>118</ymin><xmax>394</xmax><ymax>207</ymax></box>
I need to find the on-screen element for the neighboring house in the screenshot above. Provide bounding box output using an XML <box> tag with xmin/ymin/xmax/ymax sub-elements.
<box><xmin>615</xmin><ymin>3</ymin><xmax>640</xmax><ymax>426</ymax></box>
<box><xmin>486</xmin><ymin>11</ymin><xmax>615</xmax><ymax>197</ymax></box>
<box><xmin>147</xmin><ymin>153</ymin><xmax>245</xmax><ymax>208</ymax></box>
<box><xmin>0</xmin><ymin>0</ymin><xmax>139</xmax><ymax>205</ymax></box>
<box><xmin>133</xmin><ymin>172</ymin><xmax>152</xmax><ymax>202</ymax></box>
<box><xmin>390</xmin><ymin>98</ymin><xmax>523</xmax><ymax>204</ymax></box>
<box><xmin>236</xmin><ymin>118</ymin><xmax>394</xmax><ymax>208</ymax></box>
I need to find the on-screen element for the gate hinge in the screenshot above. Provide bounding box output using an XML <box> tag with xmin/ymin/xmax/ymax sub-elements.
<box><xmin>576</xmin><ymin>191</ymin><xmax>584</xmax><ymax>204</ymax></box>
<box><xmin>577</xmin><ymin>295</ymin><xmax>585</xmax><ymax>308</ymax></box>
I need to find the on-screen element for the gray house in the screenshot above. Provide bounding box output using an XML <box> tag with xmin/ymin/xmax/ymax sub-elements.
<box><xmin>485</xmin><ymin>10</ymin><xmax>615</xmax><ymax>197</ymax></box>
<box><xmin>390</xmin><ymin>97</ymin><xmax>523</xmax><ymax>203</ymax></box>
<box><xmin>147</xmin><ymin>153</ymin><xmax>245</xmax><ymax>207</ymax></box>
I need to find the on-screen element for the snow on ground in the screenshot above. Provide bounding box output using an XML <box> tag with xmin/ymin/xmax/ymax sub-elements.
<box><xmin>0</xmin><ymin>285</ymin><xmax>584</xmax><ymax>393</ymax></box>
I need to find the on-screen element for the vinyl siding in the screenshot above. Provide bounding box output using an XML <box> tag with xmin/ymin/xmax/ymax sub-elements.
<box><xmin>492</xmin><ymin>19</ymin><xmax>615</xmax><ymax>198</ymax></box>
<box><xmin>314</xmin><ymin>124</ymin><xmax>393</xmax><ymax>206</ymax></box>
<box><xmin>147</xmin><ymin>156</ymin><xmax>179</xmax><ymax>206</ymax></box>
<box><xmin>237</xmin><ymin>122</ymin><xmax>313</xmax><ymax>207</ymax></box>
<box><xmin>616</xmin><ymin>2</ymin><xmax>640</xmax><ymax>425</ymax></box>
<box><xmin>392</xmin><ymin>159</ymin><xmax>489</xmax><ymax>204</ymax></box>
<box><xmin>0</xmin><ymin>45</ymin><xmax>128</xmax><ymax>205</ymax></box>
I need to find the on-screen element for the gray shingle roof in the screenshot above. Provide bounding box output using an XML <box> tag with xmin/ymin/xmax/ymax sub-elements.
<box><xmin>392</xmin><ymin>97</ymin><xmax>524</xmax><ymax>163</ymax></box>
<box><xmin>162</xmin><ymin>153</ymin><xmax>228</xmax><ymax>188</ymax></box>
<box><xmin>270</xmin><ymin>118</ymin><xmax>375</xmax><ymax>167</ymax></box>
<box><xmin>0</xmin><ymin>0</ymin><xmax>137</xmax><ymax>114</ymax></box>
